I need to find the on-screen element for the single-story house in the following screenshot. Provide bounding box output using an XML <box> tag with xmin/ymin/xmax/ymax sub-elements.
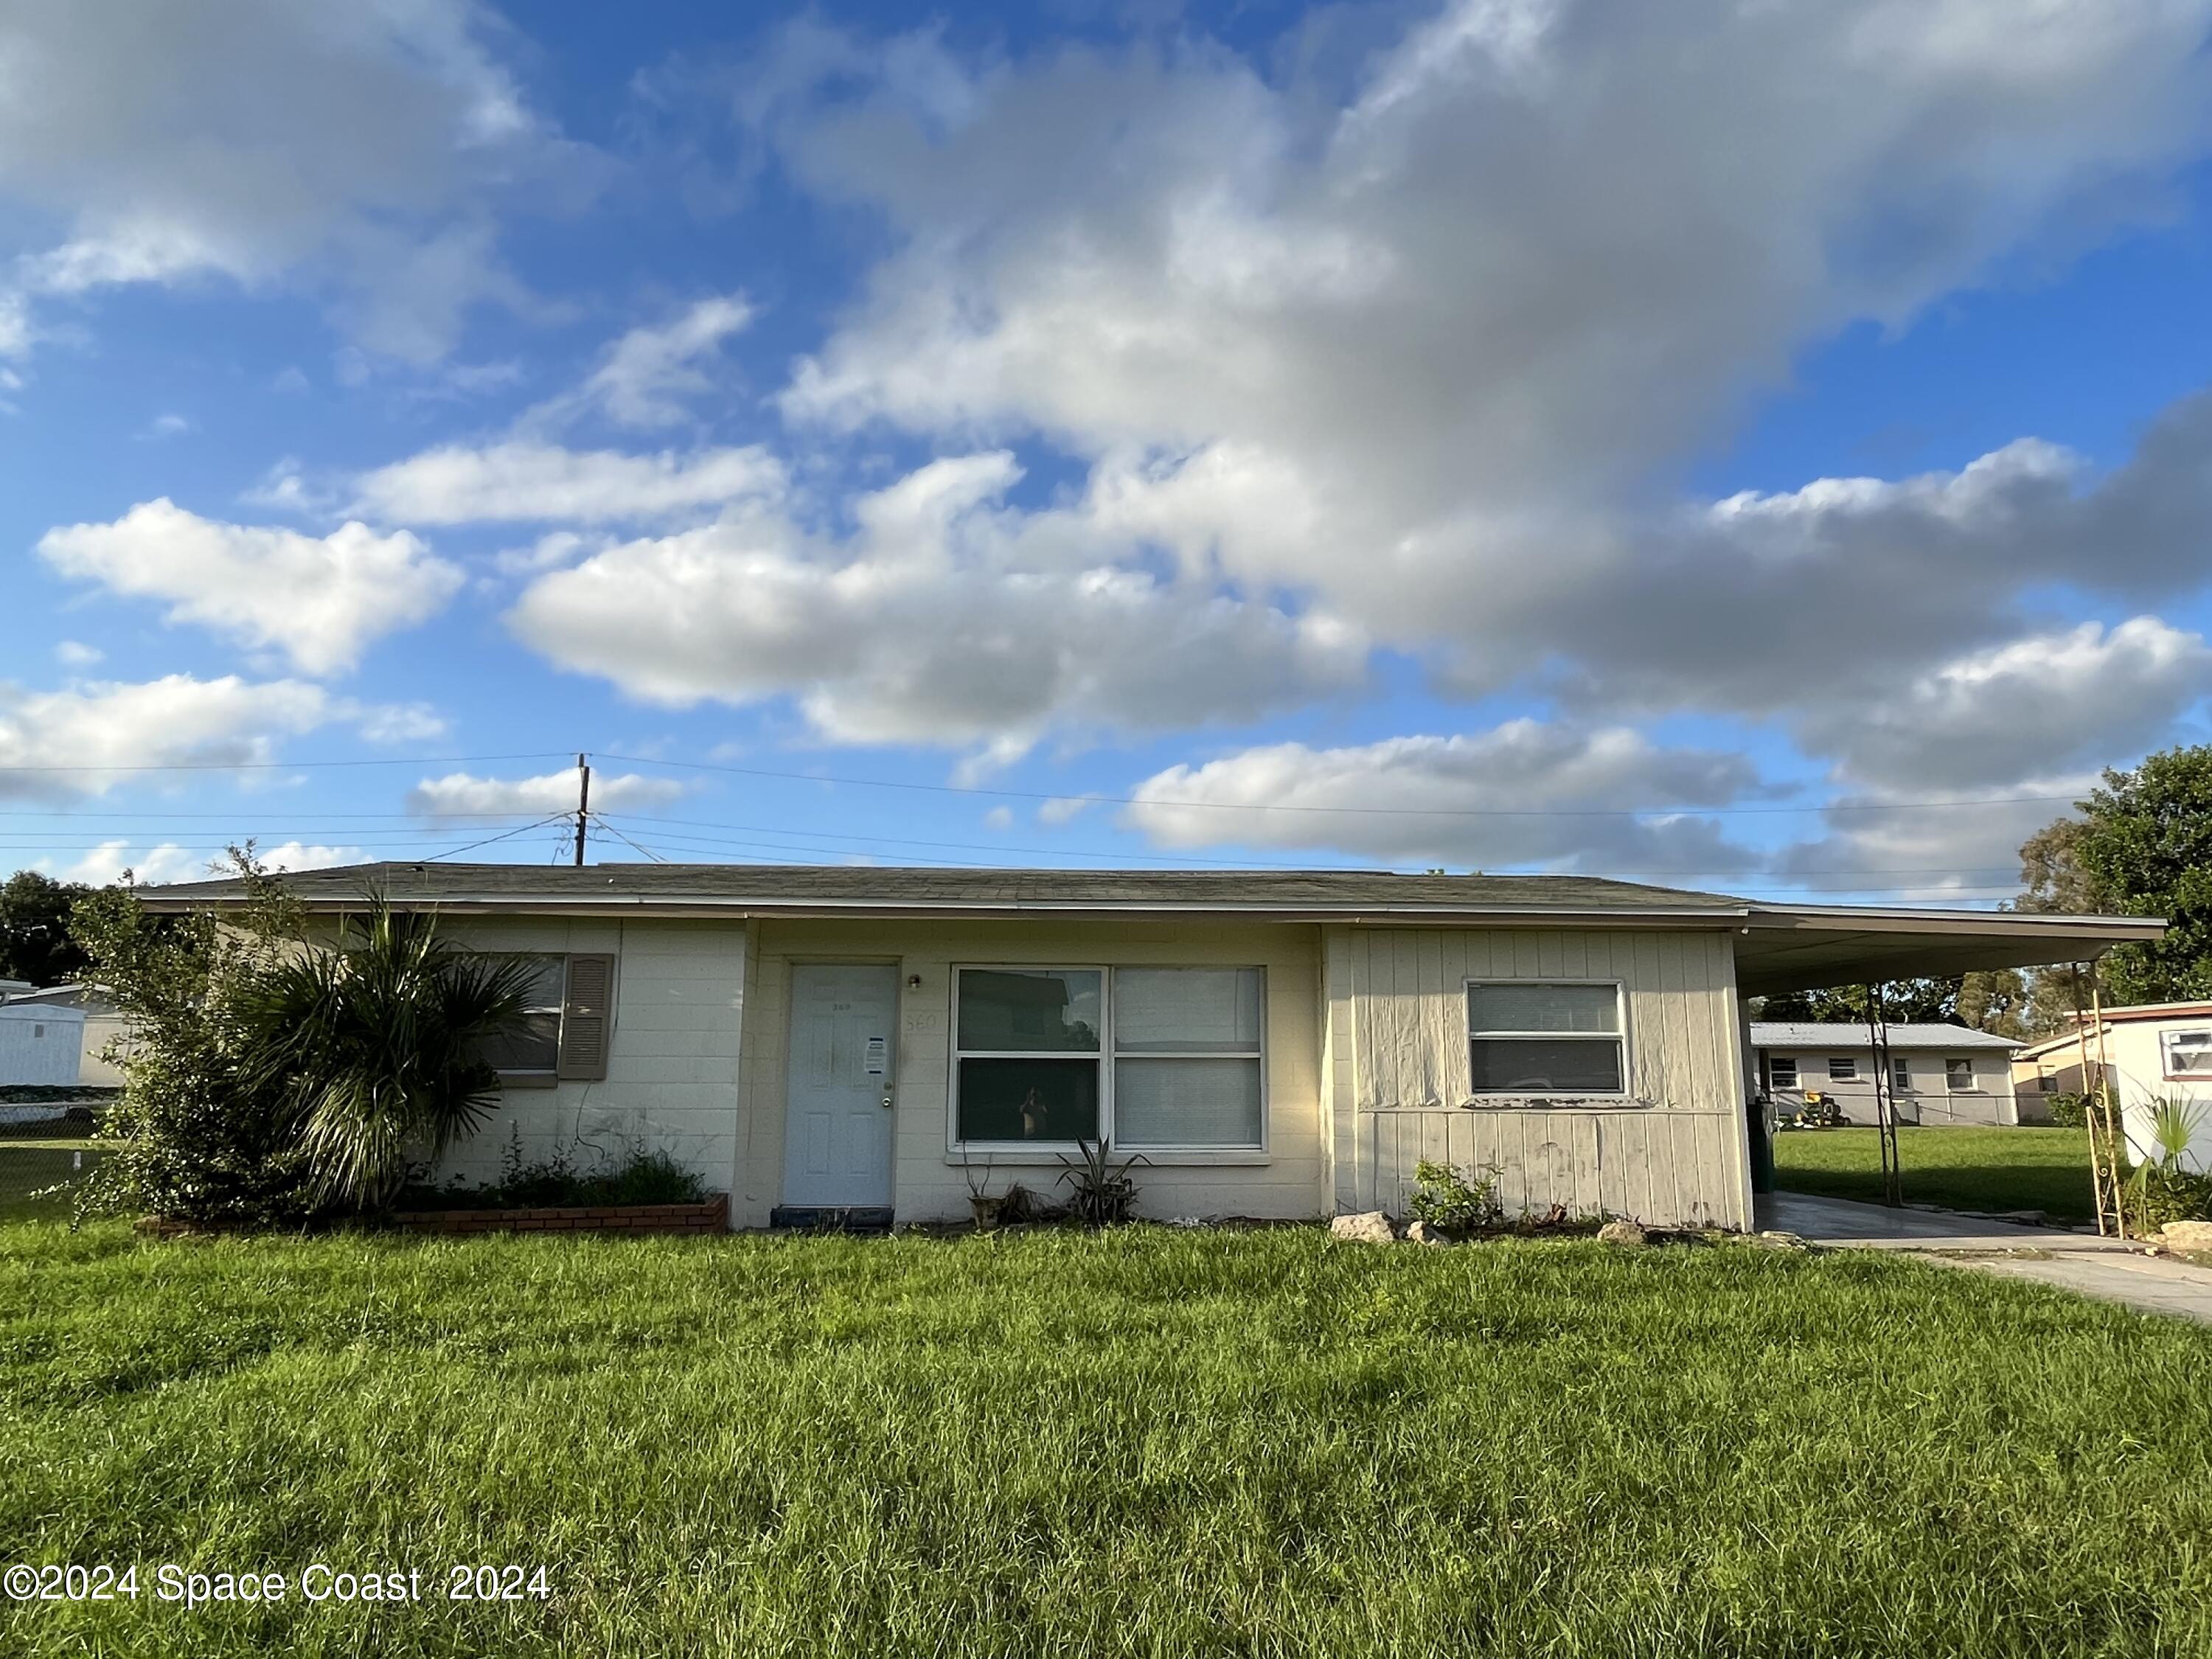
<box><xmin>2014</xmin><ymin>1001</ymin><xmax>2212</xmax><ymax>1172</ymax></box>
<box><xmin>1749</xmin><ymin>1022</ymin><xmax>2023</xmax><ymax>1126</ymax></box>
<box><xmin>0</xmin><ymin>982</ymin><xmax>132</xmax><ymax>1086</ymax></box>
<box><xmin>143</xmin><ymin>865</ymin><xmax>2162</xmax><ymax>1229</ymax></box>
<box><xmin>0</xmin><ymin>994</ymin><xmax>86</xmax><ymax>1088</ymax></box>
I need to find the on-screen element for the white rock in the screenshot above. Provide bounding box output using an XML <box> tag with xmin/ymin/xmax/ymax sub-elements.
<box><xmin>2159</xmin><ymin>1220</ymin><xmax>2212</xmax><ymax>1253</ymax></box>
<box><xmin>1596</xmin><ymin>1219</ymin><xmax>1649</xmax><ymax>1248</ymax></box>
<box><xmin>1329</xmin><ymin>1211</ymin><xmax>1398</xmax><ymax>1245</ymax></box>
<box><xmin>1405</xmin><ymin>1220</ymin><xmax>1452</xmax><ymax>1246</ymax></box>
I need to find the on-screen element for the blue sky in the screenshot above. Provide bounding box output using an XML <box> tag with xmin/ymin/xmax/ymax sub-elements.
<box><xmin>3</xmin><ymin>0</ymin><xmax>2211</xmax><ymax>901</ymax></box>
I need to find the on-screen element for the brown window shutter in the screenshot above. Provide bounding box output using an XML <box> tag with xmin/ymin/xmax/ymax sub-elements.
<box><xmin>557</xmin><ymin>953</ymin><xmax>616</xmax><ymax>1081</ymax></box>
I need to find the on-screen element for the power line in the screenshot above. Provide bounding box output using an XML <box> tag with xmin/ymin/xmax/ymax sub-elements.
<box><xmin>596</xmin><ymin>751</ymin><xmax>2081</xmax><ymax>819</ymax></box>
<box><xmin>422</xmin><ymin>813</ymin><xmax>577</xmax><ymax>862</ymax></box>
<box><xmin>0</xmin><ymin>750</ymin><xmax>574</xmax><ymax>776</ymax></box>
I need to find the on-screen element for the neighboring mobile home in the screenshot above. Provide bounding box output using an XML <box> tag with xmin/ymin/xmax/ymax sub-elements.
<box><xmin>144</xmin><ymin>866</ymin><xmax>2161</xmax><ymax>1229</ymax></box>
<box><xmin>0</xmin><ymin>996</ymin><xmax>85</xmax><ymax>1088</ymax></box>
<box><xmin>1749</xmin><ymin>1023</ymin><xmax>2023</xmax><ymax>1126</ymax></box>
<box><xmin>0</xmin><ymin>983</ymin><xmax>131</xmax><ymax>1086</ymax></box>
<box><xmin>2014</xmin><ymin>1002</ymin><xmax>2212</xmax><ymax>1173</ymax></box>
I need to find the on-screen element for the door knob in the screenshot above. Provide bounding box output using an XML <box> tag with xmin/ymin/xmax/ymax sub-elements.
<box><xmin>880</xmin><ymin>1093</ymin><xmax>894</xmax><ymax>1110</ymax></box>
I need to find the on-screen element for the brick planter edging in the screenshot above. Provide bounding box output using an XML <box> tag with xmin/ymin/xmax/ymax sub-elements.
<box><xmin>394</xmin><ymin>1192</ymin><xmax>728</xmax><ymax>1236</ymax></box>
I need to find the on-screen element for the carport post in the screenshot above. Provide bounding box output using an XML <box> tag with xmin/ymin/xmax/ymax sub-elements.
<box><xmin>1863</xmin><ymin>984</ymin><xmax>1902</xmax><ymax>1208</ymax></box>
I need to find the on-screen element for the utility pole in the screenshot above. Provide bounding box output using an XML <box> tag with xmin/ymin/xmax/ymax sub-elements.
<box><xmin>572</xmin><ymin>752</ymin><xmax>591</xmax><ymax>867</ymax></box>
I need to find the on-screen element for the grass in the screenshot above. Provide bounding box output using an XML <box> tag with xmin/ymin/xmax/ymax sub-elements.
<box><xmin>1774</xmin><ymin>1125</ymin><xmax>2101</xmax><ymax>1222</ymax></box>
<box><xmin>0</xmin><ymin>1138</ymin><xmax>106</xmax><ymax>1222</ymax></box>
<box><xmin>4</xmin><ymin>1225</ymin><xmax>2211</xmax><ymax>1657</ymax></box>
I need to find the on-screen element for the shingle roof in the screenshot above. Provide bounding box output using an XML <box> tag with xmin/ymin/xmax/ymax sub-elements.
<box><xmin>141</xmin><ymin>862</ymin><xmax>1749</xmax><ymax>918</ymax></box>
<box><xmin>1749</xmin><ymin>1022</ymin><xmax>2023</xmax><ymax>1051</ymax></box>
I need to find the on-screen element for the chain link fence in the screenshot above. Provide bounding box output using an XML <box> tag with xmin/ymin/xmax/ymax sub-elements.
<box><xmin>1</xmin><ymin>1092</ymin><xmax>114</xmax><ymax>1222</ymax></box>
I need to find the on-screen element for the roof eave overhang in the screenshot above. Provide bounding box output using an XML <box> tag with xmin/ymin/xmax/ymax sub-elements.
<box><xmin>139</xmin><ymin>891</ymin><xmax>1754</xmax><ymax>928</ymax></box>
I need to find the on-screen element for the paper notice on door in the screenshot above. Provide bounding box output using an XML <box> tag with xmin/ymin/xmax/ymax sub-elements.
<box><xmin>864</xmin><ymin>1036</ymin><xmax>888</xmax><ymax>1076</ymax></box>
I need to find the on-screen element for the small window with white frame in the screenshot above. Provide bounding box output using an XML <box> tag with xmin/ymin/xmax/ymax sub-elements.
<box><xmin>1944</xmin><ymin>1057</ymin><xmax>1976</xmax><ymax>1092</ymax></box>
<box><xmin>1891</xmin><ymin>1056</ymin><xmax>1913</xmax><ymax>1094</ymax></box>
<box><xmin>1467</xmin><ymin>982</ymin><xmax>1625</xmax><ymax>1096</ymax></box>
<box><xmin>1767</xmin><ymin>1055</ymin><xmax>1799</xmax><ymax>1091</ymax></box>
<box><xmin>474</xmin><ymin>955</ymin><xmax>568</xmax><ymax>1082</ymax></box>
<box><xmin>1828</xmin><ymin>1056</ymin><xmax>1857</xmax><ymax>1082</ymax></box>
<box><xmin>2160</xmin><ymin>1028</ymin><xmax>2212</xmax><ymax>1080</ymax></box>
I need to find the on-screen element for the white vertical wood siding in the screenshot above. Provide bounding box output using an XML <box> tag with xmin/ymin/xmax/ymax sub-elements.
<box><xmin>1325</xmin><ymin>926</ymin><xmax>1751</xmax><ymax>1229</ymax></box>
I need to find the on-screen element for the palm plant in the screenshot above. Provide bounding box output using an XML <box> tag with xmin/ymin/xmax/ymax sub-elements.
<box><xmin>233</xmin><ymin>896</ymin><xmax>539</xmax><ymax>1211</ymax></box>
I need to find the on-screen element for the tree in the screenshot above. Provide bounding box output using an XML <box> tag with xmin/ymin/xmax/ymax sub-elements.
<box><xmin>74</xmin><ymin>853</ymin><xmax>536</xmax><ymax>1225</ymax></box>
<box><xmin>2048</xmin><ymin>746</ymin><xmax>2212</xmax><ymax>1006</ymax></box>
<box><xmin>1758</xmin><ymin>978</ymin><xmax>1962</xmax><ymax>1025</ymax></box>
<box><xmin>232</xmin><ymin>897</ymin><xmax>538</xmax><ymax>1210</ymax></box>
<box><xmin>0</xmin><ymin>869</ymin><xmax>93</xmax><ymax>986</ymax></box>
<box><xmin>71</xmin><ymin>853</ymin><xmax>324</xmax><ymax>1227</ymax></box>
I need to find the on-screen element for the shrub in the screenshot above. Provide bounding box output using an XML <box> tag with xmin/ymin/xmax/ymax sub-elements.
<box><xmin>231</xmin><ymin>896</ymin><xmax>537</xmax><ymax>1211</ymax></box>
<box><xmin>1408</xmin><ymin>1159</ymin><xmax>1503</xmax><ymax>1232</ymax></box>
<box><xmin>400</xmin><ymin>1138</ymin><xmax>708</xmax><ymax>1212</ymax></box>
<box><xmin>2048</xmin><ymin>1092</ymin><xmax>2090</xmax><ymax>1130</ymax></box>
<box><xmin>1057</xmin><ymin>1139</ymin><xmax>1146</xmax><ymax>1227</ymax></box>
<box><xmin>70</xmin><ymin>854</ymin><xmax>535</xmax><ymax>1227</ymax></box>
<box><xmin>71</xmin><ymin>852</ymin><xmax>326</xmax><ymax>1229</ymax></box>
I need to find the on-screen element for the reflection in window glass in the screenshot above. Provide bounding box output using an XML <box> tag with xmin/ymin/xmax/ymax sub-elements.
<box><xmin>476</xmin><ymin>955</ymin><xmax>564</xmax><ymax>1074</ymax></box>
<box><xmin>956</xmin><ymin>970</ymin><xmax>1102</xmax><ymax>1053</ymax></box>
<box><xmin>956</xmin><ymin>1057</ymin><xmax>1100</xmax><ymax>1141</ymax></box>
<box><xmin>1468</xmin><ymin>983</ymin><xmax>1626</xmax><ymax>1096</ymax></box>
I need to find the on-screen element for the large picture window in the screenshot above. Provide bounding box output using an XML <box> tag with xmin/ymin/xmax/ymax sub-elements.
<box><xmin>952</xmin><ymin>966</ymin><xmax>1265</xmax><ymax>1149</ymax></box>
<box><xmin>1467</xmin><ymin>982</ymin><xmax>1626</xmax><ymax>1096</ymax></box>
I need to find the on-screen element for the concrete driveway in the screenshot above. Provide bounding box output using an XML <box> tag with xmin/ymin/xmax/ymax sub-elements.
<box><xmin>1760</xmin><ymin>1192</ymin><xmax>2212</xmax><ymax>1324</ymax></box>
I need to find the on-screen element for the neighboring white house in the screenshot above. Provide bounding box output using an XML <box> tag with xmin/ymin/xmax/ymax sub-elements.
<box><xmin>0</xmin><ymin>998</ymin><xmax>86</xmax><ymax>1087</ymax></box>
<box><xmin>1749</xmin><ymin>1022</ymin><xmax>2023</xmax><ymax>1126</ymax></box>
<box><xmin>2014</xmin><ymin>1002</ymin><xmax>2212</xmax><ymax>1173</ymax></box>
<box><xmin>142</xmin><ymin>865</ymin><xmax>2160</xmax><ymax>1229</ymax></box>
<box><xmin>0</xmin><ymin>984</ymin><xmax>133</xmax><ymax>1086</ymax></box>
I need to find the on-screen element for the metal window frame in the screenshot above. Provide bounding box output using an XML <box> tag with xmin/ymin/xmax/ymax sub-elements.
<box><xmin>1464</xmin><ymin>978</ymin><xmax>1632</xmax><ymax>1100</ymax></box>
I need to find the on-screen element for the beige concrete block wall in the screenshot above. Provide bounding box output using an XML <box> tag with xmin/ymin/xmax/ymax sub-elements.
<box><xmin>1324</xmin><ymin>925</ymin><xmax>1753</xmax><ymax>1229</ymax></box>
<box><xmin>434</xmin><ymin>917</ymin><xmax>746</xmax><ymax>1197</ymax></box>
<box><xmin>735</xmin><ymin>918</ymin><xmax>1328</xmax><ymax>1227</ymax></box>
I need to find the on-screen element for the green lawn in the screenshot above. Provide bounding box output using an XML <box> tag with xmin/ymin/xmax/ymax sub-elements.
<box><xmin>4</xmin><ymin>1225</ymin><xmax>2210</xmax><ymax>1656</ymax></box>
<box><xmin>1773</xmin><ymin>1124</ymin><xmax>2102</xmax><ymax>1222</ymax></box>
<box><xmin>0</xmin><ymin>1138</ymin><xmax>105</xmax><ymax>1222</ymax></box>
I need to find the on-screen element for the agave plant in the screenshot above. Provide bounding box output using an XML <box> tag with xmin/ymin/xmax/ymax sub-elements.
<box><xmin>1056</xmin><ymin>1138</ymin><xmax>1148</xmax><ymax>1228</ymax></box>
<box><xmin>233</xmin><ymin>894</ymin><xmax>539</xmax><ymax>1211</ymax></box>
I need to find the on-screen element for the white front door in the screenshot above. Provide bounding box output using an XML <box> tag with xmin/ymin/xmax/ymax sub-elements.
<box><xmin>782</xmin><ymin>964</ymin><xmax>898</xmax><ymax>1208</ymax></box>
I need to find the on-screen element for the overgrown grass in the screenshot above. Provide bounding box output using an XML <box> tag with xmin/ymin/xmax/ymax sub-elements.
<box><xmin>4</xmin><ymin>1222</ymin><xmax>2210</xmax><ymax>1657</ymax></box>
<box><xmin>1775</xmin><ymin>1124</ymin><xmax>2101</xmax><ymax>1221</ymax></box>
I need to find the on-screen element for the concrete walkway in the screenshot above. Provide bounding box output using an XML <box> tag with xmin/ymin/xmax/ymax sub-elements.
<box><xmin>1760</xmin><ymin>1192</ymin><xmax>2212</xmax><ymax>1325</ymax></box>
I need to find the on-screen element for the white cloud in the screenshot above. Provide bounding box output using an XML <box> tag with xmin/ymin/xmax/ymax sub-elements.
<box><xmin>1122</xmin><ymin>724</ymin><xmax>1768</xmax><ymax>873</ymax></box>
<box><xmin>58</xmin><ymin>842</ymin><xmax>212</xmax><ymax>888</ymax></box>
<box><xmin>349</xmin><ymin>440</ymin><xmax>787</xmax><ymax>525</ymax></box>
<box><xmin>406</xmin><ymin>766</ymin><xmax>686</xmax><ymax>821</ymax></box>
<box><xmin>0</xmin><ymin>1</ymin><xmax>588</xmax><ymax>365</ymax></box>
<box><xmin>528</xmin><ymin>293</ymin><xmax>756</xmax><ymax>430</ymax></box>
<box><xmin>982</xmin><ymin>805</ymin><xmax>1013</xmax><ymax>830</ymax></box>
<box><xmin>37</xmin><ymin>499</ymin><xmax>464</xmax><ymax>675</ymax></box>
<box><xmin>742</xmin><ymin>3</ymin><xmax>2212</xmax><ymax>769</ymax></box>
<box><xmin>507</xmin><ymin>453</ymin><xmax>1366</xmax><ymax>754</ymax></box>
<box><xmin>52</xmin><ymin>640</ymin><xmax>102</xmax><ymax>668</ymax></box>
<box><xmin>1799</xmin><ymin>618</ymin><xmax>2212</xmax><ymax>793</ymax></box>
<box><xmin>1037</xmin><ymin>796</ymin><xmax>1095</xmax><ymax>826</ymax></box>
<box><xmin>140</xmin><ymin>412</ymin><xmax>191</xmax><ymax>439</ymax></box>
<box><xmin>0</xmin><ymin>674</ymin><xmax>345</xmax><ymax>801</ymax></box>
<box><xmin>54</xmin><ymin>838</ymin><xmax>362</xmax><ymax>888</ymax></box>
